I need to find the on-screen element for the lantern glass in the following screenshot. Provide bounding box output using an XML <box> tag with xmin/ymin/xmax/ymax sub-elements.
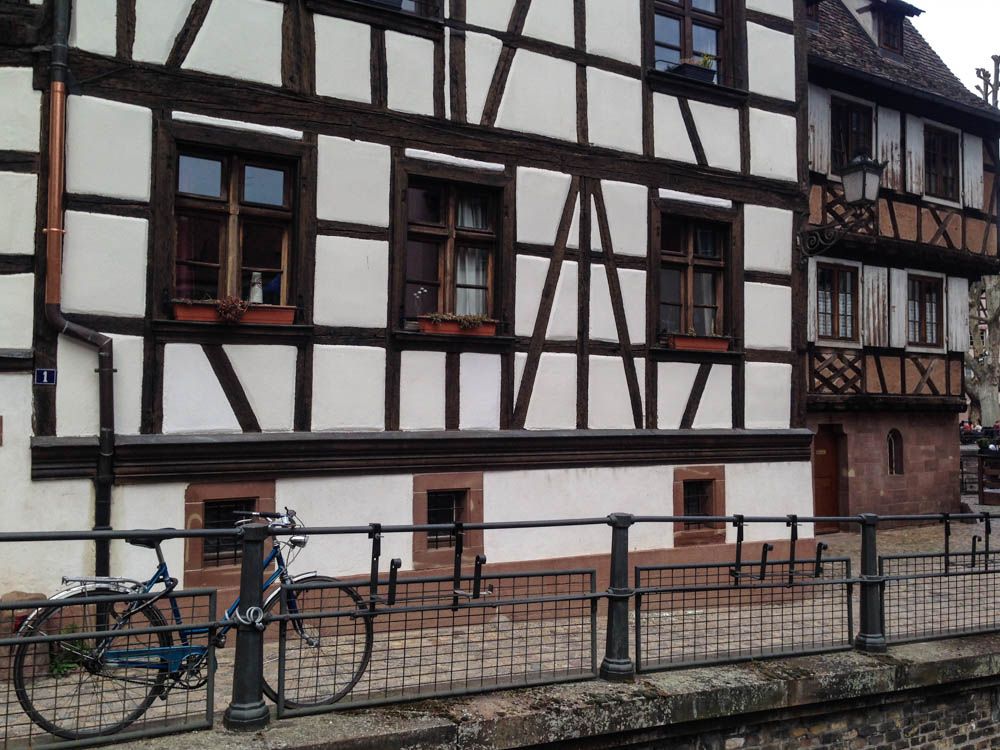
<box><xmin>841</xmin><ymin>155</ymin><xmax>884</xmax><ymax>206</ymax></box>
<box><xmin>865</xmin><ymin>168</ymin><xmax>882</xmax><ymax>203</ymax></box>
<box><xmin>842</xmin><ymin>166</ymin><xmax>865</xmax><ymax>205</ymax></box>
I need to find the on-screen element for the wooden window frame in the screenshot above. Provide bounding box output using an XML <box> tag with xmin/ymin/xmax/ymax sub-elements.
<box><xmin>673</xmin><ymin>466</ymin><xmax>726</xmax><ymax>547</ymax></box>
<box><xmin>879</xmin><ymin>12</ymin><xmax>903</xmax><ymax>54</ymax></box>
<box><xmin>887</xmin><ymin>429</ymin><xmax>904</xmax><ymax>475</ymax></box>
<box><xmin>815</xmin><ymin>263</ymin><xmax>859</xmax><ymax>342</ymax></box>
<box><xmin>652</xmin><ymin>0</ymin><xmax>734</xmax><ymax>87</ymax></box>
<box><xmin>412</xmin><ymin>472</ymin><xmax>484</xmax><ymax>570</ymax></box>
<box><xmin>184</xmin><ymin>481</ymin><xmax>276</xmax><ymax>593</ymax></box>
<box><xmin>924</xmin><ymin>125</ymin><xmax>961</xmax><ymax>201</ymax></box>
<box><xmin>656</xmin><ymin>212</ymin><xmax>731</xmax><ymax>344</ymax></box>
<box><xmin>352</xmin><ymin>0</ymin><xmax>443</xmax><ymax>19</ymax></box>
<box><xmin>830</xmin><ymin>98</ymin><xmax>873</xmax><ymax>174</ymax></box>
<box><xmin>906</xmin><ymin>274</ymin><xmax>943</xmax><ymax>347</ymax></box>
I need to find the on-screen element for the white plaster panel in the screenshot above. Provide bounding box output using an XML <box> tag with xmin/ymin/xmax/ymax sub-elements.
<box><xmin>947</xmin><ymin>276</ymin><xmax>970</xmax><ymax>353</ymax></box>
<box><xmin>548</xmin><ymin>260</ymin><xmax>578</xmax><ymax>340</ymax></box>
<box><xmin>585</xmin><ymin>0</ymin><xmax>641</xmax><ymax>65</ymax></box>
<box><xmin>133</xmin><ymin>0</ymin><xmax>194</xmax><ymax>64</ymax></box>
<box><xmin>57</xmin><ymin>334</ymin><xmax>143</xmax><ymax>437</ymax></box>
<box><xmin>514</xmin><ymin>254</ymin><xmax>547</xmax><ymax>337</ymax></box>
<box><xmin>620</xmin><ymin>268</ymin><xmax>646</xmax><ymax>345</ymax></box>
<box><xmin>162</xmin><ymin>344</ymin><xmax>241</xmax><ymax>433</ymax></box>
<box><xmin>0</xmin><ymin>274</ymin><xmax>34</xmax><ymax>349</ymax></box>
<box><xmin>277</xmin><ymin>475</ymin><xmax>414</xmax><ymax>576</ymax></box>
<box><xmin>317</xmin><ymin>136</ymin><xmax>391</xmax><ymax>226</ymax></box>
<box><xmin>522</xmin><ymin>0</ymin><xmax>575</xmax><ymax>47</ymax></box>
<box><xmin>0</xmin><ymin>68</ymin><xmax>41</xmax><ymax>151</ymax></box>
<box><xmin>693</xmin><ymin>364</ymin><xmax>733</xmax><ymax>429</ymax></box>
<box><xmin>460</xmin><ymin>353</ymin><xmax>501</xmax><ymax>430</ymax></box>
<box><xmin>964</xmin><ymin>133</ymin><xmax>985</xmax><ymax>210</ymax></box>
<box><xmin>744</xmin><ymin>362</ymin><xmax>791</xmax><ymax>429</ymax></box>
<box><xmin>747</xmin><ymin>23</ymin><xmax>795</xmax><ymax>101</ymax></box>
<box><xmin>182</xmin><ymin>0</ymin><xmax>283</xmax><ymax>85</ymax></box>
<box><xmin>657</xmin><ymin>361</ymin><xmax>699</xmax><ymax>430</ymax></box>
<box><xmin>400</xmin><ymin>350</ymin><xmax>446</xmax><ymax>430</ymax></box>
<box><xmin>687</xmin><ymin>100</ymin><xmax>741</xmax><ymax>172</ymax></box>
<box><xmin>385</xmin><ymin>31</ymin><xmax>435</xmax><ymax>116</ymax></box>
<box><xmin>567</xmin><ymin>195</ymin><xmax>581</xmax><ymax>249</ymax></box>
<box><xmin>589</xmin><ymin>266</ymin><xmax>617</xmax><ymax>343</ymax></box>
<box><xmin>600</xmin><ymin>180</ymin><xmax>648</xmax><ymax>257</ymax></box>
<box><xmin>466</xmin><ymin>0</ymin><xmax>516</xmax><ymax>31</ymax></box>
<box><xmin>0</xmin><ymin>171</ymin><xmax>37</xmax><ymax>255</ymax></box>
<box><xmin>653</xmin><ymin>94</ymin><xmax>697</xmax><ymax>164</ymax></box>
<box><xmin>110</xmin><ymin>485</ymin><xmax>186</xmax><ymax>584</ymax></box>
<box><xmin>224</xmin><ymin>344</ymin><xmax>297</xmax><ymax>431</ymax></box>
<box><xmin>314</xmin><ymin>15</ymin><xmax>372</xmax><ymax>103</ymax></box>
<box><xmin>744</xmin><ymin>282</ymin><xmax>791</xmax><ymax>351</ymax></box>
<box><xmin>313</xmin><ymin>235</ymin><xmax>389</xmax><ymax>327</ymax></box>
<box><xmin>588</xmin><ymin>355</ymin><xmax>642</xmax><ymax>430</ymax></box>
<box><xmin>522</xmin><ymin>352</ymin><xmax>577</xmax><ymax>430</ymax></box>
<box><xmin>464</xmin><ymin>32</ymin><xmax>504</xmax><ymax>125</ymax></box>
<box><xmin>66</xmin><ymin>96</ymin><xmax>152</xmax><ymax>200</ymax></box>
<box><xmin>516</xmin><ymin>167</ymin><xmax>572</xmax><ymax>245</ymax></box>
<box><xmin>0</xmin><ymin>374</ymin><xmax>94</xmax><ymax>594</ymax></box>
<box><xmin>484</xmin><ymin>466</ymin><xmax>674</xmax><ymax>563</ymax></box>
<box><xmin>743</xmin><ymin>205</ymin><xmax>793</xmax><ymax>274</ymax></box>
<box><xmin>61</xmin><ymin>211</ymin><xmax>148</xmax><ymax>317</ymax></box>
<box><xmin>750</xmin><ymin>109</ymin><xmax>797</xmax><ymax>181</ymax></box>
<box><xmin>745</xmin><ymin>0</ymin><xmax>793</xmax><ymax>19</ymax></box>
<box><xmin>70</xmin><ymin>0</ymin><xmax>117</xmax><ymax>56</ymax></box>
<box><xmin>725</xmin><ymin>463</ymin><xmax>814</xmax><ymax>543</ymax></box>
<box><xmin>311</xmin><ymin>346</ymin><xmax>385</xmax><ymax>431</ymax></box>
<box><xmin>495</xmin><ymin>51</ymin><xmax>577</xmax><ymax>142</ymax></box>
<box><xmin>587</xmin><ymin>68</ymin><xmax>642</xmax><ymax>155</ymax></box>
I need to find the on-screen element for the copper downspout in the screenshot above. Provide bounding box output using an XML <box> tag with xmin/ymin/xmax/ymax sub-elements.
<box><xmin>45</xmin><ymin>0</ymin><xmax>115</xmax><ymax>577</ymax></box>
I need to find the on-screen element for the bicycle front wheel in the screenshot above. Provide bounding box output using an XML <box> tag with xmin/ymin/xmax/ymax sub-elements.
<box><xmin>262</xmin><ymin>575</ymin><xmax>373</xmax><ymax>709</ymax></box>
<box><xmin>12</xmin><ymin>589</ymin><xmax>172</xmax><ymax>740</ymax></box>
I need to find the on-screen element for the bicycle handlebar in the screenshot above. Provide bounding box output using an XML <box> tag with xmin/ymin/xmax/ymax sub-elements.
<box><xmin>234</xmin><ymin>510</ymin><xmax>285</xmax><ymax>520</ymax></box>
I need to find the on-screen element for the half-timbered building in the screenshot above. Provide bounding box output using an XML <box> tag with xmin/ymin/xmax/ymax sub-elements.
<box><xmin>0</xmin><ymin>0</ymin><xmax>811</xmax><ymax>592</ymax></box>
<box><xmin>804</xmin><ymin>0</ymin><xmax>1000</xmax><ymax>521</ymax></box>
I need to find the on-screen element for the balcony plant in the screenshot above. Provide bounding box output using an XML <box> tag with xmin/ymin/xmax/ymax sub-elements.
<box><xmin>417</xmin><ymin>313</ymin><xmax>498</xmax><ymax>336</ymax></box>
<box><xmin>172</xmin><ymin>296</ymin><xmax>296</xmax><ymax>325</ymax></box>
<box><xmin>665</xmin><ymin>325</ymin><xmax>730</xmax><ymax>352</ymax></box>
<box><xmin>672</xmin><ymin>53</ymin><xmax>717</xmax><ymax>84</ymax></box>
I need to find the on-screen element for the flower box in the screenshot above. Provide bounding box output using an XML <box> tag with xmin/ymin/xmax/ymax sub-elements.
<box><xmin>672</xmin><ymin>63</ymin><xmax>716</xmax><ymax>83</ymax></box>
<box><xmin>417</xmin><ymin>317</ymin><xmax>497</xmax><ymax>337</ymax></box>
<box><xmin>668</xmin><ymin>334</ymin><xmax>730</xmax><ymax>352</ymax></box>
<box><xmin>172</xmin><ymin>301</ymin><xmax>297</xmax><ymax>325</ymax></box>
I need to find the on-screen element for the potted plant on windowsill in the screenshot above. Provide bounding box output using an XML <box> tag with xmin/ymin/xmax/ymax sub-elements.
<box><xmin>671</xmin><ymin>53</ymin><xmax>717</xmax><ymax>84</ymax></box>
<box><xmin>666</xmin><ymin>330</ymin><xmax>730</xmax><ymax>352</ymax></box>
<box><xmin>172</xmin><ymin>296</ymin><xmax>297</xmax><ymax>325</ymax></box>
<box><xmin>417</xmin><ymin>313</ymin><xmax>498</xmax><ymax>336</ymax></box>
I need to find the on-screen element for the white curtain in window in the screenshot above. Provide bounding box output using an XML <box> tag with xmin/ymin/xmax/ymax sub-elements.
<box><xmin>457</xmin><ymin>195</ymin><xmax>488</xmax><ymax>230</ymax></box>
<box><xmin>455</xmin><ymin>246</ymin><xmax>488</xmax><ymax>315</ymax></box>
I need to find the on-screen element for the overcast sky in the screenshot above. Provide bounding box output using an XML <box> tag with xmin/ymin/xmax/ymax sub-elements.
<box><xmin>910</xmin><ymin>0</ymin><xmax>1000</xmax><ymax>102</ymax></box>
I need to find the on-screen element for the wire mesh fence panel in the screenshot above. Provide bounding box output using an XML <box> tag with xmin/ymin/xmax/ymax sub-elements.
<box><xmin>635</xmin><ymin>558</ymin><xmax>853</xmax><ymax>672</ymax></box>
<box><xmin>275</xmin><ymin>570</ymin><xmax>598</xmax><ymax>717</ymax></box>
<box><xmin>0</xmin><ymin>588</ymin><xmax>216</xmax><ymax>748</ymax></box>
<box><xmin>881</xmin><ymin>551</ymin><xmax>1000</xmax><ymax>643</ymax></box>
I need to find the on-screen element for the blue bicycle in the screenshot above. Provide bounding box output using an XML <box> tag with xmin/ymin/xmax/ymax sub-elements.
<box><xmin>12</xmin><ymin>508</ymin><xmax>373</xmax><ymax>740</ymax></box>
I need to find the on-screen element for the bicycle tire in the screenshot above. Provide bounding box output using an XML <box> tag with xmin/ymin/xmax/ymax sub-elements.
<box><xmin>261</xmin><ymin>575</ymin><xmax>373</xmax><ymax>709</ymax></box>
<box><xmin>12</xmin><ymin>588</ymin><xmax>172</xmax><ymax>740</ymax></box>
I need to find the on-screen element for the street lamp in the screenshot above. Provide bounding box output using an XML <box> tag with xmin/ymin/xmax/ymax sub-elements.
<box><xmin>799</xmin><ymin>152</ymin><xmax>886</xmax><ymax>263</ymax></box>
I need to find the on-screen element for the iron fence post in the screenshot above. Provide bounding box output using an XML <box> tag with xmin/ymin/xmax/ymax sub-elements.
<box><xmin>223</xmin><ymin>522</ymin><xmax>271</xmax><ymax>730</ymax></box>
<box><xmin>854</xmin><ymin>513</ymin><xmax>887</xmax><ymax>653</ymax></box>
<box><xmin>600</xmin><ymin>512</ymin><xmax>635</xmax><ymax>680</ymax></box>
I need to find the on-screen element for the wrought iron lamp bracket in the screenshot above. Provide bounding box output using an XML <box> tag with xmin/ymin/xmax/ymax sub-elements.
<box><xmin>797</xmin><ymin>206</ymin><xmax>877</xmax><ymax>266</ymax></box>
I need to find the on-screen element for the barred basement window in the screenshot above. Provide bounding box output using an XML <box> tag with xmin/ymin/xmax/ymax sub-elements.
<box><xmin>426</xmin><ymin>490</ymin><xmax>465</xmax><ymax>549</ymax></box>
<box><xmin>682</xmin><ymin>480</ymin><xmax>714</xmax><ymax>530</ymax></box>
<box><xmin>202</xmin><ymin>498</ymin><xmax>255</xmax><ymax>567</ymax></box>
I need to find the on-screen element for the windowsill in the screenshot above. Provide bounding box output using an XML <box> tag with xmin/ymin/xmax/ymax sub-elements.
<box><xmin>814</xmin><ymin>338</ymin><xmax>862</xmax><ymax>349</ymax></box>
<box><xmin>152</xmin><ymin>317</ymin><xmax>314</xmax><ymax>342</ymax></box>
<box><xmin>906</xmin><ymin>344</ymin><xmax>946</xmax><ymax>355</ymax></box>
<box><xmin>659</xmin><ymin>334</ymin><xmax>733</xmax><ymax>352</ymax></box>
<box><xmin>646</xmin><ymin>69</ymin><xmax>749</xmax><ymax>107</ymax></box>
<box><xmin>673</xmin><ymin>528</ymin><xmax>726</xmax><ymax>548</ymax></box>
<box><xmin>172</xmin><ymin>301</ymin><xmax>298</xmax><ymax>326</ymax></box>
<box><xmin>648</xmin><ymin>344</ymin><xmax>742</xmax><ymax>363</ymax></box>
<box><xmin>922</xmin><ymin>193</ymin><xmax>962</xmax><ymax>210</ymax></box>
<box><xmin>393</xmin><ymin>328</ymin><xmax>515</xmax><ymax>350</ymax></box>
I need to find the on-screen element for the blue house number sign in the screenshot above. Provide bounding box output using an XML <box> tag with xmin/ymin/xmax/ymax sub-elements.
<box><xmin>34</xmin><ymin>369</ymin><xmax>57</xmax><ymax>386</ymax></box>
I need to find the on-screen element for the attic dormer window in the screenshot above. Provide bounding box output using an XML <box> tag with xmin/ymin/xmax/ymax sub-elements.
<box><xmin>879</xmin><ymin>12</ymin><xmax>903</xmax><ymax>54</ymax></box>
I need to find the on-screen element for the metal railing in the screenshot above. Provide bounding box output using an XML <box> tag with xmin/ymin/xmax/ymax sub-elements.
<box><xmin>4</xmin><ymin>512</ymin><xmax>1000</xmax><ymax>745</ymax></box>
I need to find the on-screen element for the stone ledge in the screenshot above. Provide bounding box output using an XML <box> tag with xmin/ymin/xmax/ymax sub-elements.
<box><xmin>115</xmin><ymin>634</ymin><xmax>1000</xmax><ymax>750</ymax></box>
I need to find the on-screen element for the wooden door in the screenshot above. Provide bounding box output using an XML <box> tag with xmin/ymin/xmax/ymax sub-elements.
<box><xmin>813</xmin><ymin>426</ymin><xmax>840</xmax><ymax>533</ymax></box>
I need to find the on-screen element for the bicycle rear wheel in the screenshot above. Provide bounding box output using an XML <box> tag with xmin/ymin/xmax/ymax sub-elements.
<box><xmin>262</xmin><ymin>575</ymin><xmax>373</xmax><ymax>708</ymax></box>
<box><xmin>12</xmin><ymin>589</ymin><xmax>172</xmax><ymax>740</ymax></box>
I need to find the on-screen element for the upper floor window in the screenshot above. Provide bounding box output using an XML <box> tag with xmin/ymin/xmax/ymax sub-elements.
<box><xmin>907</xmin><ymin>275</ymin><xmax>942</xmax><ymax>347</ymax></box>
<box><xmin>816</xmin><ymin>264</ymin><xmax>857</xmax><ymax>341</ymax></box>
<box><xmin>356</xmin><ymin>0</ymin><xmax>442</xmax><ymax>18</ymax></box>
<box><xmin>175</xmin><ymin>151</ymin><xmax>294</xmax><ymax>307</ymax></box>
<box><xmin>830</xmin><ymin>98</ymin><xmax>873</xmax><ymax>174</ymax></box>
<box><xmin>403</xmin><ymin>178</ymin><xmax>499</xmax><ymax>326</ymax></box>
<box><xmin>879</xmin><ymin>13</ymin><xmax>903</xmax><ymax>54</ymax></box>
<box><xmin>659</xmin><ymin>216</ymin><xmax>728</xmax><ymax>339</ymax></box>
<box><xmin>653</xmin><ymin>0</ymin><xmax>727</xmax><ymax>85</ymax></box>
<box><xmin>924</xmin><ymin>126</ymin><xmax>960</xmax><ymax>201</ymax></box>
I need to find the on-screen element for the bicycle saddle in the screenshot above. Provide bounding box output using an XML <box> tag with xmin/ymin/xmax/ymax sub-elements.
<box><xmin>126</xmin><ymin>528</ymin><xmax>176</xmax><ymax>548</ymax></box>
